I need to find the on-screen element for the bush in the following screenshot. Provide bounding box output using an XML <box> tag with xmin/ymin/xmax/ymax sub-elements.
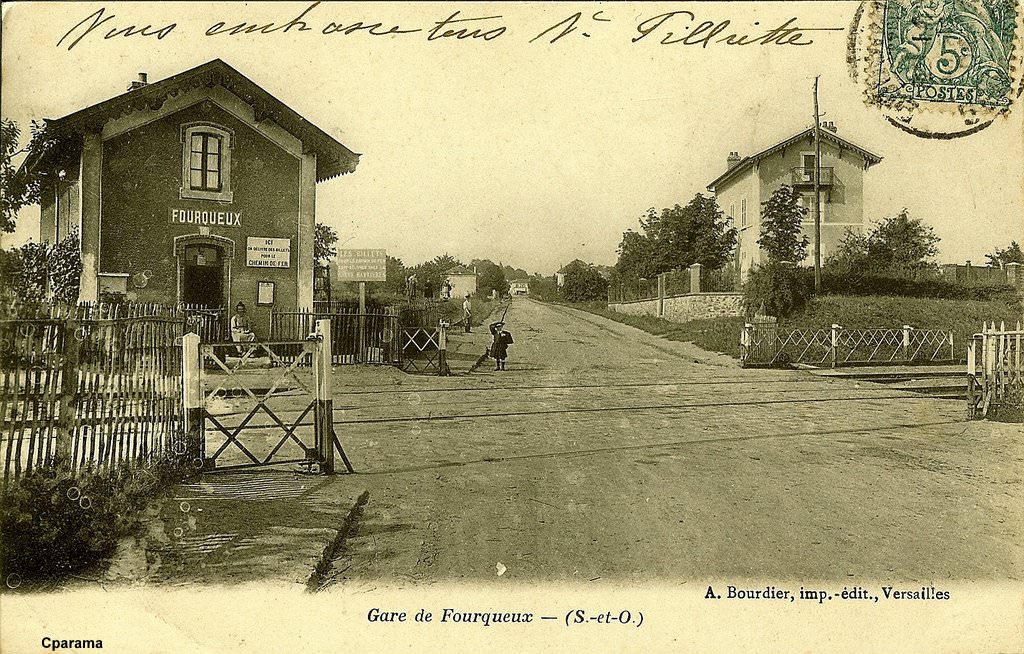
<box><xmin>816</xmin><ymin>268</ymin><xmax>1020</xmax><ymax>305</ymax></box>
<box><xmin>744</xmin><ymin>262</ymin><xmax>812</xmax><ymax>318</ymax></box>
<box><xmin>560</xmin><ymin>262</ymin><xmax>609</xmax><ymax>302</ymax></box>
<box><xmin>0</xmin><ymin>456</ymin><xmax>195</xmax><ymax>584</ymax></box>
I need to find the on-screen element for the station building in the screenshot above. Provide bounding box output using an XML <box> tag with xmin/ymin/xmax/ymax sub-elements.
<box><xmin>26</xmin><ymin>59</ymin><xmax>360</xmax><ymax>336</ymax></box>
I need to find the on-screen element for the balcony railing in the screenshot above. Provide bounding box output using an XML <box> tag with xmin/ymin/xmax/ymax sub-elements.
<box><xmin>791</xmin><ymin>166</ymin><xmax>833</xmax><ymax>186</ymax></box>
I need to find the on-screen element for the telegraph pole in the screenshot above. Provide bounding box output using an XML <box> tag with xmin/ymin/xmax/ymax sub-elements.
<box><xmin>813</xmin><ymin>76</ymin><xmax>822</xmax><ymax>294</ymax></box>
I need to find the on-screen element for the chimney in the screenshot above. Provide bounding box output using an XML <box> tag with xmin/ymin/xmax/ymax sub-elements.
<box><xmin>127</xmin><ymin>73</ymin><xmax>148</xmax><ymax>92</ymax></box>
<box><xmin>726</xmin><ymin>151</ymin><xmax>741</xmax><ymax>170</ymax></box>
<box><xmin>822</xmin><ymin>121</ymin><xmax>837</xmax><ymax>133</ymax></box>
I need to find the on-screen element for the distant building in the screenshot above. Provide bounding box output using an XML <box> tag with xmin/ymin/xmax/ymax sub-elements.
<box><xmin>707</xmin><ymin>123</ymin><xmax>882</xmax><ymax>278</ymax></box>
<box><xmin>509</xmin><ymin>279</ymin><xmax>529</xmax><ymax>296</ymax></box>
<box><xmin>25</xmin><ymin>59</ymin><xmax>360</xmax><ymax>338</ymax></box>
<box><xmin>445</xmin><ymin>265</ymin><xmax>478</xmax><ymax>298</ymax></box>
<box><xmin>555</xmin><ymin>259</ymin><xmax>587</xmax><ymax>287</ymax></box>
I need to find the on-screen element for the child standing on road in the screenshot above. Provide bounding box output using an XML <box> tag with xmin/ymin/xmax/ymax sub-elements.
<box><xmin>489</xmin><ymin>321</ymin><xmax>514</xmax><ymax>371</ymax></box>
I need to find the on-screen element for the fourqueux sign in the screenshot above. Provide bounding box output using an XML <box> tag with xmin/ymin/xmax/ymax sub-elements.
<box><xmin>169</xmin><ymin>208</ymin><xmax>242</xmax><ymax>227</ymax></box>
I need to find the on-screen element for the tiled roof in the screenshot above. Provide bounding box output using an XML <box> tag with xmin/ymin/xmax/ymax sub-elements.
<box><xmin>26</xmin><ymin>59</ymin><xmax>359</xmax><ymax>183</ymax></box>
<box><xmin>707</xmin><ymin>127</ymin><xmax>882</xmax><ymax>192</ymax></box>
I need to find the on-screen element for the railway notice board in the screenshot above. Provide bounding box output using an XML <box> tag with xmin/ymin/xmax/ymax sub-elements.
<box><xmin>336</xmin><ymin>249</ymin><xmax>387</xmax><ymax>282</ymax></box>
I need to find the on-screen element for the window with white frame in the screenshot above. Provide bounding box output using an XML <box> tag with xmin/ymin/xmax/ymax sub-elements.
<box><xmin>181</xmin><ymin>124</ymin><xmax>233</xmax><ymax>202</ymax></box>
<box><xmin>740</xmin><ymin>198</ymin><xmax>747</xmax><ymax>227</ymax></box>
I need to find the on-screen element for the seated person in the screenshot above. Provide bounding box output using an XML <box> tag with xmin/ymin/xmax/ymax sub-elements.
<box><xmin>230</xmin><ymin>302</ymin><xmax>257</xmax><ymax>356</ymax></box>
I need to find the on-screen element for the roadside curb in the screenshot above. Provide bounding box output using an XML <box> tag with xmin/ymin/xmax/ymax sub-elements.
<box><xmin>305</xmin><ymin>489</ymin><xmax>370</xmax><ymax>592</ymax></box>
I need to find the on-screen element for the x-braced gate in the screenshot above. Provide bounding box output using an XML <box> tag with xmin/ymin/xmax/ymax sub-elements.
<box><xmin>180</xmin><ymin>319</ymin><xmax>352</xmax><ymax>473</ymax></box>
<box><xmin>400</xmin><ymin>322</ymin><xmax>451</xmax><ymax>375</ymax></box>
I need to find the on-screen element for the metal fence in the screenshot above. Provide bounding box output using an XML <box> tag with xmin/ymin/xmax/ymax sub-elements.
<box><xmin>608</xmin><ymin>265</ymin><xmax>740</xmax><ymax>303</ymax></box>
<box><xmin>968</xmin><ymin>321</ymin><xmax>1023</xmax><ymax>418</ymax></box>
<box><xmin>700</xmin><ymin>265</ymin><xmax>741</xmax><ymax>292</ymax></box>
<box><xmin>1</xmin><ymin>316</ymin><xmax>185</xmax><ymax>482</ymax></box>
<box><xmin>271</xmin><ymin>308</ymin><xmax>401</xmax><ymax>365</ymax></box>
<box><xmin>740</xmin><ymin>322</ymin><xmax>956</xmax><ymax>368</ymax></box>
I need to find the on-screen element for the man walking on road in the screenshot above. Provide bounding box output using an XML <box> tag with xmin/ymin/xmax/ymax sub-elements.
<box><xmin>462</xmin><ymin>294</ymin><xmax>472</xmax><ymax>333</ymax></box>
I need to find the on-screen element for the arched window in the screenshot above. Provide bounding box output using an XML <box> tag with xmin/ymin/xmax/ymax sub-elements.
<box><xmin>181</xmin><ymin>123</ymin><xmax>233</xmax><ymax>202</ymax></box>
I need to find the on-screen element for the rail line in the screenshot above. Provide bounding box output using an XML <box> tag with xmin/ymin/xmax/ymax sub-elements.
<box><xmin>196</xmin><ymin>381</ymin><xmax>941</xmax><ymax>428</ymax></box>
<box><xmin>329</xmin><ymin>392</ymin><xmax>950</xmax><ymax>426</ymax></box>
<box><xmin>328</xmin><ymin>376</ymin><xmax>823</xmax><ymax>397</ymax></box>
<box><xmin>356</xmin><ymin>418</ymin><xmax>967</xmax><ymax>475</ymax></box>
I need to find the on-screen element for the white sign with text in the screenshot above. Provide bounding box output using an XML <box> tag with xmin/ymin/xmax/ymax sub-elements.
<box><xmin>246</xmin><ymin>237</ymin><xmax>291</xmax><ymax>268</ymax></box>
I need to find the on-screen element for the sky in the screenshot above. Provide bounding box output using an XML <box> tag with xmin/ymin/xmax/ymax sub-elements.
<box><xmin>2</xmin><ymin>1</ymin><xmax>1022</xmax><ymax>274</ymax></box>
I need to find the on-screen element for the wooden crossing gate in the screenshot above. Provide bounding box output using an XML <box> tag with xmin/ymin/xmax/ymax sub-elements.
<box><xmin>180</xmin><ymin>319</ymin><xmax>352</xmax><ymax>474</ymax></box>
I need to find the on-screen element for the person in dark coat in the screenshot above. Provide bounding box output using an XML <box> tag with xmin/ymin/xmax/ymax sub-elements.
<box><xmin>489</xmin><ymin>321</ymin><xmax>514</xmax><ymax>371</ymax></box>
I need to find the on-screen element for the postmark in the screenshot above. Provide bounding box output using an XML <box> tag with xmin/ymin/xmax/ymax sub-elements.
<box><xmin>850</xmin><ymin>0</ymin><xmax>1023</xmax><ymax>137</ymax></box>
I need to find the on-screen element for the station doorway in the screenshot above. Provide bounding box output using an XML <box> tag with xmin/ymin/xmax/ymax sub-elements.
<box><xmin>180</xmin><ymin>243</ymin><xmax>226</xmax><ymax>309</ymax></box>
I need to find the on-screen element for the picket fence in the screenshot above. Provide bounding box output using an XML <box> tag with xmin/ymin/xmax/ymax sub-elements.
<box><xmin>967</xmin><ymin>321</ymin><xmax>1023</xmax><ymax>419</ymax></box>
<box><xmin>1</xmin><ymin>316</ymin><xmax>185</xmax><ymax>482</ymax></box>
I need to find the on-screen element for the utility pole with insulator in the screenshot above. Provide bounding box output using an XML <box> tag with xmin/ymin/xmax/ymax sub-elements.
<box><xmin>813</xmin><ymin>76</ymin><xmax>822</xmax><ymax>294</ymax></box>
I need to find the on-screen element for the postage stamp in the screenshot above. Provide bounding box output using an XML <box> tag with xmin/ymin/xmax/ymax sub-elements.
<box><xmin>851</xmin><ymin>0</ymin><xmax>1023</xmax><ymax>137</ymax></box>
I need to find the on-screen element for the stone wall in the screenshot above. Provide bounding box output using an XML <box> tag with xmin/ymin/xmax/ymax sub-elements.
<box><xmin>609</xmin><ymin>292</ymin><xmax>744</xmax><ymax>323</ymax></box>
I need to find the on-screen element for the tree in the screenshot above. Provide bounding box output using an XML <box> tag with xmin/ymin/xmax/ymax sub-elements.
<box><xmin>560</xmin><ymin>260</ymin><xmax>608</xmax><ymax>302</ymax></box>
<box><xmin>758</xmin><ymin>185</ymin><xmax>809</xmax><ymax>263</ymax></box>
<box><xmin>432</xmin><ymin>254</ymin><xmax>463</xmax><ymax>274</ymax></box>
<box><xmin>412</xmin><ymin>254</ymin><xmax>464</xmax><ymax>299</ymax></box>
<box><xmin>527</xmin><ymin>273</ymin><xmax>558</xmax><ymax>301</ymax></box>
<box><xmin>826</xmin><ymin>228</ymin><xmax>871</xmax><ymax>273</ymax></box>
<box><xmin>48</xmin><ymin>229</ymin><xmax>81</xmax><ymax>304</ymax></box>
<box><xmin>475</xmin><ymin>260</ymin><xmax>508</xmax><ymax>298</ymax></box>
<box><xmin>501</xmin><ymin>264</ymin><xmax>528</xmax><ymax>282</ymax></box>
<box><xmin>383</xmin><ymin>255</ymin><xmax>407</xmax><ymax>295</ymax></box>
<box><xmin>986</xmin><ymin>241</ymin><xmax>1024</xmax><ymax>267</ymax></box>
<box><xmin>614</xmin><ymin>230</ymin><xmax>658</xmax><ymax>280</ymax></box>
<box><xmin>865</xmin><ymin>210</ymin><xmax>939</xmax><ymax>272</ymax></box>
<box><xmin>743</xmin><ymin>261</ymin><xmax>812</xmax><ymax>318</ymax></box>
<box><xmin>615</xmin><ymin>195</ymin><xmax>736</xmax><ymax>279</ymax></box>
<box><xmin>1</xmin><ymin>119</ymin><xmax>57</xmax><ymax>234</ymax></box>
<box><xmin>0</xmin><ymin>240</ymin><xmax>49</xmax><ymax>307</ymax></box>
<box><xmin>828</xmin><ymin>210</ymin><xmax>939</xmax><ymax>275</ymax></box>
<box><xmin>314</xmin><ymin>223</ymin><xmax>338</xmax><ymax>265</ymax></box>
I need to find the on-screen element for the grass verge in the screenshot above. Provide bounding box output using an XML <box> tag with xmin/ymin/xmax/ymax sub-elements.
<box><xmin>556</xmin><ymin>293</ymin><xmax>1023</xmax><ymax>362</ymax></box>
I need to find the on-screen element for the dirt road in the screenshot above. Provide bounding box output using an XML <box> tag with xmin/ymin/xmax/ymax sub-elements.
<box><xmin>322</xmin><ymin>299</ymin><xmax>1022</xmax><ymax>585</ymax></box>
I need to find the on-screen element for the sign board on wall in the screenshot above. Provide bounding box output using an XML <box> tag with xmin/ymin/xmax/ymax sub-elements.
<box><xmin>336</xmin><ymin>249</ymin><xmax>387</xmax><ymax>282</ymax></box>
<box><xmin>246</xmin><ymin>237</ymin><xmax>292</xmax><ymax>268</ymax></box>
<box><xmin>170</xmin><ymin>208</ymin><xmax>242</xmax><ymax>227</ymax></box>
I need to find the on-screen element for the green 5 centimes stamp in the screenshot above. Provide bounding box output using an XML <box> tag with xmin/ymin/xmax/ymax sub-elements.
<box><xmin>850</xmin><ymin>0</ymin><xmax>1023</xmax><ymax>137</ymax></box>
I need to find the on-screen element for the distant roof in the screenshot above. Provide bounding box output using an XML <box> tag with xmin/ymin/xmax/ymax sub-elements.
<box><xmin>557</xmin><ymin>259</ymin><xmax>588</xmax><ymax>273</ymax></box>
<box><xmin>25</xmin><ymin>59</ymin><xmax>359</xmax><ymax>183</ymax></box>
<box><xmin>445</xmin><ymin>266</ymin><xmax>476</xmax><ymax>276</ymax></box>
<box><xmin>707</xmin><ymin>127</ymin><xmax>882</xmax><ymax>192</ymax></box>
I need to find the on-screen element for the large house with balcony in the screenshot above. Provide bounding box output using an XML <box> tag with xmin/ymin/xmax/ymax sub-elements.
<box><xmin>707</xmin><ymin>123</ymin><xmax>882</xmax><ymax>279</ymax></box>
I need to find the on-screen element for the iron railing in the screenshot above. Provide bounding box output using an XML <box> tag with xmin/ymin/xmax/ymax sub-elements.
<box><xmin>790</xmin><ymin>166</ymin><xmax>834</xmax><ymax>186</ymax></box>
<box><xmin>740</xmin><ymin>322</ymin><xmax>956</xmax><ymax>368</ymax></box>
